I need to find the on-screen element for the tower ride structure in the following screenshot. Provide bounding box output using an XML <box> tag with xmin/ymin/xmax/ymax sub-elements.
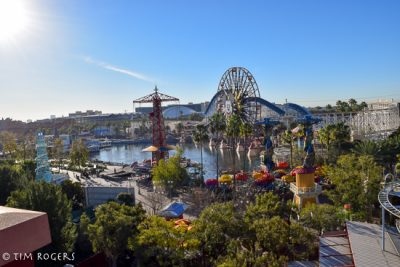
<box><xmin>290</xmin><ymin>115</ymin><xmax>322</xmax><ymax>208</ymax></box>
<box><xmin>133</xmin><ymin>87</ymin><xmax>179</xmax><ymax>162</ymax></box>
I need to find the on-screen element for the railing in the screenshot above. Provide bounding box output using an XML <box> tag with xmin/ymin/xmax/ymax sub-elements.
<box><xmin>290</xmin><ymin>182</ymin><xmax>322</xmax><ymax>196</ymax></box>
<box><xmin>378</xmin><ymin>182</ymin><xmax>400</xmax><ymax>219</ymax></box>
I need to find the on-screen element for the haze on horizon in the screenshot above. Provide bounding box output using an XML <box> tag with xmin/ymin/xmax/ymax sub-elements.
<box><xmin>1</xmin><ymin>0</ymin><xmax>400</xmax><ymax>122</ymax></box>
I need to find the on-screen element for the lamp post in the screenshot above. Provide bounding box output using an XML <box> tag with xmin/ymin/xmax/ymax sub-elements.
<box><xmin>167</xmin><ymin>180</ymin><xmax>173</xmax><ymax>199</ymax></box>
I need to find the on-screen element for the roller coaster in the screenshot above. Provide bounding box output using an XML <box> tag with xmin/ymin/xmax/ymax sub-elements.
<box><xmin>378</xmin><ymin>174</ymin><xmax>400</xmax><ymax>250</ymax></box>
<box><xmin>204</xmin><ymin>67</ymin><xmax>311</xmax><ymax>122</ymax></box>
<box><xmin>204</xmin><ymin>67</ymin><xmax>400</xmax><ymax>138</ymax></box>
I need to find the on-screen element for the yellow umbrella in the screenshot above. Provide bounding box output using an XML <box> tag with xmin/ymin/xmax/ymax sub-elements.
<box><xmin>142</xmin><ymin>145</ymin><xmax>159</xmax><ymax>152</ymax></box>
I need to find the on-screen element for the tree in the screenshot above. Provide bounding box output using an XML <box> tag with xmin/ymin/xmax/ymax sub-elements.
<box><xmin>0</xmin><ymin>163</ymin><xmax>28</xmax><ymax>205</ymax></box>
<box><xmin>193</xmin><ymin>124</ymin><xmax>209</xmax><ymax>179</ymax></box>
<box><xmin>0</xmin><ymin>131</ymin><xmax>17</xmax><ymax>158</ymax></box>
<box><xmin>318</xmin><ymin>124</ymin><xmax>335</xmax><ymax>163</ymax></box>
<box><xmin>352</xmin><ymin>140</ymin><xmax>380</xmax><ymax>159</ymax></box>
<box><xmin>326</xmin><ymin>154</ymin><xmax>382</xmax><ymax>221</ymax></box>
<box><xmin>209</xmin><ymin>112</ymin><xmax>226</xmax><ymax>177</ymax></box>
<box><xmin>319</xmin><ymin>123</ymin><xmax>351</xmax><ymax>159</ymax></box>
<box><xmin>192</xmin><ymin>202</ymin><xmax>244</xmax><ymax>264</ymax></box>
<box><xmin>245</xmin><ymin>192</ymin><xmax>291</xmax><ymax>223</ymax></box>
<box><xmin>225</xmin><ymin>114</ymin><xmax>242</xmax><ymax>191</ymax></box>
<box><xmin>7</xmin><ymin>181</ymin><xmax>77</xmax><ymax>252</ymax></box>
<box><xmin>70</xmin><ymin>139</ymin><xmax>89</xmax><ymax>171</ymax></box>
<box><xmin>281</xmin><ymin>130</ymin><xmax>294</xmax><ymax>167</ymax></box>
<box><xmin>146</xmin><ymin>191</ymin><xmax>166</xmax><ymax>215</ymax></box>
<box><xmin>359</xmin><ymin>101</ymin><xmax>368</xmax><ymax>110</ymax></box>
<box><xmin>335</xmin><ymin>100</ymin><xmax>350</xmax><ymax>112</ymax></box>
<box><xmin>348</xmin><ymin>98</ymin><xmax>358</xmax><ymax>111</ymax></box>
<box><xmin>330</xmin><ymin>122</ymin><xmax>351</xmax><ymax>146</ymax></box>
<box><xmin>16</xmin><ymin>135</ymin><xmax>36</xmax><ymax>161</ymax></box>
<box><xmin>300</xmin><ymin>204</ymin><xmax>344</xmax><ymax>235</ymax></box>
<box><xmin>61</xmin><ymin>179</ymin><xmax>85</xmax><ymax>209</ymax></box>
<box><xmin>131</xmin><ymin>216</ymin><xmax>199</xmax><ymax>266</ymax></box>
<box><xmin>239</xmin><ymin>122</ymin><xmax>253</xmax><ymax>171</ymax></box>
<box><xmin>152</xmin><ymin>151</ymin><xmax>189</xmax><ymax>195</ymax></box>
<box><xmin>53</xmin><ymin>138</ymin><xmax>64</xmax><ymax>171</ymax></box>
<box><xmin>379</xmin><ymin>135</ymin><xmax>400</xmax><ymax>168</ymax></box>
<box><xmin>83</xmin><ymin>202</ymin><xmax>146</xmax><ymax>267</ymax></box>
<box><xmin>117</xmin><ymin>192</ymin><xmax>134</xmax><ymax>206</ymax></box>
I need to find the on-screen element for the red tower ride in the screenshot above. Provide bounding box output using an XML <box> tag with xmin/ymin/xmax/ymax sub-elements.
<box><xmin>133</xmin><ymin>87</ymin><xmax>179</xmax><ymax>162</ymax></box>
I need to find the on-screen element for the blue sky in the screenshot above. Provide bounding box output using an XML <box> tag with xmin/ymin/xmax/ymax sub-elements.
<box><xmin>1</xmin><ymin>0</ymin><xmax>400</xmax><ymax>121</ymax></box>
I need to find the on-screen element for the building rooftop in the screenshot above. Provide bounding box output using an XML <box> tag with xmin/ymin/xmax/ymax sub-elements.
<box><xmin>0</xmin><ymin>206</ymin><xmax>51</xmax><ymax>266</ymax></box>
<box><xmin>347</xmin><ymin>221</ymin><xmax>400</xmax><ymax>267</ymax></box>
<box><xmin>319</xmin><ymin>230</ymin><xmax>354</xmax><ymax>267</ymax></box>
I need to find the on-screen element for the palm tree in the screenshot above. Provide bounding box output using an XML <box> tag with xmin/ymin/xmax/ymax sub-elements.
<box><xmin>226</xmin><ymin>114</ymin><xmax>242</xmax><ymax>194</ymax></box>
<box><xmin>330</xmin><ymin>122</ymin><xmax>351</xmax><ymax>153</ymax></box>
<box><xmin>352</xmin><ymin>140</ymin><xmax>379</xmax><ymax>158</ymax></box>
<box><xmin>193</xmin><ymin>124</ymin><xmax>209</xmax><ymax>179</ymax></box>
<box><xmin>239</xmin><ymin>122</ymin><xmax>253</xmax><ymax>171</ymax></box>
<box><xmin>281</xmin><ymin>130</ymin><xmax>294</xmax><ymax>168</ymax></box>
<box><xmin>318</xmin><ymin>124</ymin><xmax>334</xmax><ymax>163</ymax></box>
<box><xmin>209</xmin><ymin>113</ymin><xmax>226</xmax><ymax>178</ymax></box>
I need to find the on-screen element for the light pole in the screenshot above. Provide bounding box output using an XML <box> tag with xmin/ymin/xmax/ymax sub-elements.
<box><xmin>167</xmin><ymin>180</ymin><xmax>173</xmax><ymax>199</ymax></box>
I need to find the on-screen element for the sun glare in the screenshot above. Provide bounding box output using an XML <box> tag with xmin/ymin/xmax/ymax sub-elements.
<box><xmin>0</xmin><ymin>0</ymin><xmax>29</xmax><ymax>42</ymax></box>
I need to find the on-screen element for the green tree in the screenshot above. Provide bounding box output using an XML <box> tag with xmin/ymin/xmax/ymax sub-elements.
<box><xmin>131</xmin><ymin>216</ymin><xmax>199</xmax><ymax>266</ymax></box>
<box><xmin>239</xmin><ymin>122</ymin><xmax>253</xmax><ymax>171</ymax></box>
<box><xmin>281</xmin><ymin>130</ymin><xmax>294</xmax><ymax>167</ymax></box>
<box><xmin>152</xmin><ymin>151</ymin><xmax>189</xmax><ymax>195</ymax></box>
<box><xmin>209</xmin><ymin>112</ymin><xmax>226</xmax><ymax>177</ymax></box>
<box><xmin>379</xmin><ymin>135</ymin><xmax>400</xmax><ymax>168</ymax></box>
<box><xmin>192</xmin><ymin>202</ymin><xmax>243</xmax><ymax>264</ymax></box>
<box><xmin>117</xmin><ymin>192</ymin><xmax>134</xmax><ymax>206</ymax></box>
<box><xmin>53</xmin><ymin>138</ymin><xmax>65</xmax><ymax>171</ymax></box>
<box><xmin>193</xmin><ymin>124</ymin><xmax>209</xmax><ymax>179</ymax></box>
<box><xmin>300</xmin><ymin>204</ymin><xmax>344</xmax><ymax>235</ymax></box>
<box><xmin>61</xmin><ymin>179</ymin><xmax>85</xmax><ymax>209</ymax></box>
<box><xmin>70</xmin><ymin>139</ymin><xmax>89</xmax><ymax>171</ymax></box>
<box><xmin>245</xmin><ymin>192</ymin><xmax>291</xmax><ymax>223</ymax></box>
<box><xmin>0</xmin><ymin>131</ymin><xmax>17</xmax><ymax>159</ymax></box>
<box><xmin>330</xmin><ymin>122</ymin><xmax>351</xmax><ymax>148</ymax></box>
<box><xmin>83</xmin><ymin>202</ymin><xmax>146</xmax><ymax>267</ymax></box>
<box><xmin>0</xmin><ymin>163</ymin><xmax>28</xmax><ymax>205</ymax></box>
<box><xmin>352</xmin><ymin>140</ymin><xmax>380</xmax><ymax>159</ymax></box>
<box><xmin>319</xmin><ymin>123</ymin><xmax>351</xmax><ymax>159</ymax></box>
<box><xmin>326</xmin><ymin>154</ymin><xmax>382</xmax><ymax>221</ymax></box>
<box><xmin>7</xmin><ymin>181</ymin><xmax>77</xmax><ymax>252</ymax></box>
<box><xmin>359</xmin><ymin>101</ymin><xmax>368</xmax><ymax>110</ymax></box>
<box><xmin>225</xmin><ymin>114</ymin><xmax>242</xmax><ymax>191</ymax></box>
<box><xmin>348</xmin><ymin>98</ymin><xmax>358</xmax><ymax>111</ymax></box>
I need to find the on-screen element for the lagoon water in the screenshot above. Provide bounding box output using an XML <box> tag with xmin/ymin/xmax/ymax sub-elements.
<box><xmin>91</xmin><ymin>144</ymin><xmax>261</xmax><ymax>178</ymax></box>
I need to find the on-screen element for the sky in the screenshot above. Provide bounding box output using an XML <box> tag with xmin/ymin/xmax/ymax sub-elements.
<box><xmin>0</xmin><ymin>0</ymin><xmax>400</xmax><ymax>121</ymax></box>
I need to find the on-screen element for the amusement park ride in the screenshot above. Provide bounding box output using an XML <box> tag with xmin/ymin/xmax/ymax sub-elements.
<box><xmin>289</xmin><ymin>115</ymin><xmax>323</xmax><ymax>208</ymax></box>
<box><xmin>35</xmin><ymin>132</ymin><xmax>67</xmax><ymax>184</ymax></box>
<box><xmin>133</xmin><ymin>86</ymin><xmax>179</xmax><ymax>162</ymax></box>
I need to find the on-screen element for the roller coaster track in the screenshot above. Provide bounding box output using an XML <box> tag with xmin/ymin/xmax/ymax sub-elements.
<box><xmin>203</xmin><ymin>92</ymin><xmax>309</xmax><ymax>118</ymax></box>
<box><xmin>378</xmin><ymin>181</ymin><xmax>400</xmax><ymax>233</ymax></box>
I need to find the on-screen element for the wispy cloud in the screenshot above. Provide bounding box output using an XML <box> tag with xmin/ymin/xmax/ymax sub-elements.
<box><xmin>84</xmin><ymin>56</ymin><xmax>153</xmax><ymax>83</ymax></box>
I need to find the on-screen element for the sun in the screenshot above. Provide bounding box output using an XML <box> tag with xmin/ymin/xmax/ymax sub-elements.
<box><xmin>0</xmin><ymin>0</ymin><xmax>29</xmax><ymax>42</ymax></box>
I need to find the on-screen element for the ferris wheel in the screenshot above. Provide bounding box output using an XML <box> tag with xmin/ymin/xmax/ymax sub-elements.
<box><xmin>217</xmin><ymin>67</ymin><xmax>261</xmax><ymax>124</ymax></box>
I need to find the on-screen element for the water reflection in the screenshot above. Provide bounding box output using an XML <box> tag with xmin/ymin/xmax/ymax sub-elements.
<box><xmin>91</xmin><ymin>144</ymin><xmax>261</xmax><ymax>178</ymax></box>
